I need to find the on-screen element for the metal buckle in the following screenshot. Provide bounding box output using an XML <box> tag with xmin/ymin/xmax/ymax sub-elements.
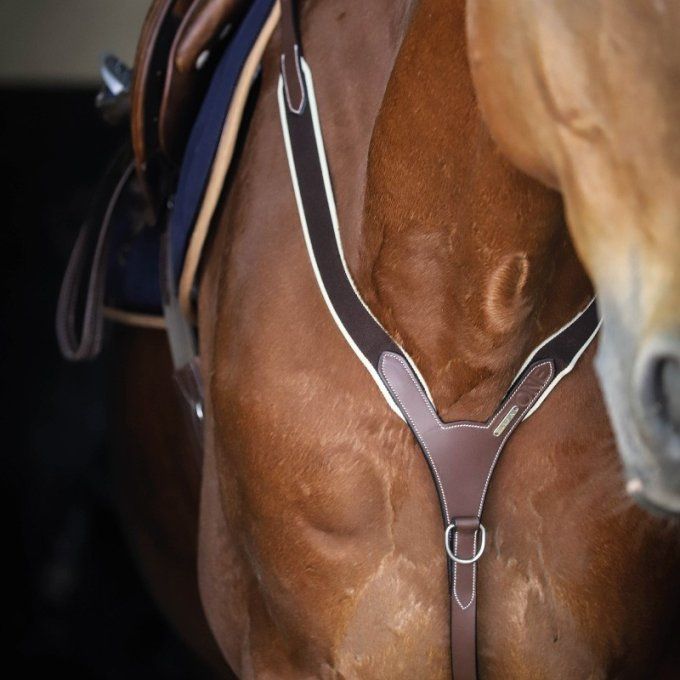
<box><xmin>95</xmin><ymin>54</ymin><xmax>132</xmax><ymax>124</ymax></box>
<box><xmin>445</xmin><ymin>522</ymin><xmax>486</xmax><ymax>564</ymax></box>
<box><xmin>100</xmin><ymin>53</ymin><xmax>132</xmax><ymax>96</ymax></box>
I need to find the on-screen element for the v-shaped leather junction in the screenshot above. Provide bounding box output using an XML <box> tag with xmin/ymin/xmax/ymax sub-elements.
<box><xmin>379</xmin><ymin>353</ymin><xmax>555</xmax><ymax>679</ymax></box>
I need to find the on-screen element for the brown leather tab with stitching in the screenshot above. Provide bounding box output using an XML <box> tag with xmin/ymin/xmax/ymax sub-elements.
<box><xmin>450</xmin><ymin>517</ymin><xmax>478</xmax><ymax>680</ymax></box>
<box><xmin>280</xmin><ymin>0</ymin><xmax>305</xmax><ymax>113</ymax></box>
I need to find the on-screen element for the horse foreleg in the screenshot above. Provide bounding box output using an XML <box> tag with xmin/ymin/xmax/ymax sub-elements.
<box><xmin>110</xmin><ymin>325</ymin><xmax>232</xmax><ymax>677</ymax></box>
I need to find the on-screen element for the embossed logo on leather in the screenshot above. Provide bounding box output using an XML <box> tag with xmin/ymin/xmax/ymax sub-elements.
<box><xmin>493</xmin><ymin>405</ymin><xmax>519</xmax><ymax>437</ymax></box>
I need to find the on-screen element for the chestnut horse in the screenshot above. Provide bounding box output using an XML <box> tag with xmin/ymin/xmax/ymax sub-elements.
<box><xmin>110</xmin><ymin>0</ymin><xmax>680</xmax><ymax>677</ymax></box>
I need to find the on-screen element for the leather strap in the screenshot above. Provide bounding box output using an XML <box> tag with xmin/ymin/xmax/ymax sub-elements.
<box><xmin>379</xmin><ymin>355</ymin><xmax>555</xmax><ymax>679</ymax></box>
<box><xmin>131</xmin><ymin>0</ymin><xmax>187</xmax><ymax>223</ymax></box>
<box><xmin>160</xmin><ymin>0</ymin><xmax>249</xmax><ymax>163</ymax></box>
<box><xmin>56</xmin><ymin>157</ymin><xmax>204</xmax><ymax>452</ymax></box>
<box><xmin>56</xmin><ymin>145</ymin><xmax>137</xmax><ymax>361</ymax></box>
<box><xmin>276</xmin><ymin>3</ymin><xmax>601</xmax><ymax>677</ymax></box>
<box><xmin>280</xmin><ymin>0</ymin><xmax>305</xmax><ymax>113</ymax></box>
<box><xmin>160</xmin><ymin>224</ymin><xmax>204</xmax><ymax>454</ymax></box>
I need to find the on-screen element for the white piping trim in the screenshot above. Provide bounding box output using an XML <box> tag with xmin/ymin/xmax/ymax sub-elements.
<box><xmin>103</xmin><ymin>306</ymin><xmax>166</xmax><ymax>329</ymax></box>
<box><xmin>522</xmin><ymin>316</ymin><xmax>602</xmax><ymax>420</ymax></box>
<box><xmin>178</xmin><ymin>2</ymin><xmax>281</xmax><ymax>319</ymax></box>
<box><xmin>278</xmin><ymin>57</ymin><xmax>598</xmax><ymax>424</ymax></box>
<box><xmin>278</xmin><ymin>65</ymin><xmax>406</xmax><ymax>419</ymax></box>
<box><xmin>298</xmin><ymin>59</ymin><xmax>434</xmax><ymax>405</ymax></box>
<box><xmin>512</xmin><ymin>297</ymin><xmax>597</xmax><ymax>384</ymax></box>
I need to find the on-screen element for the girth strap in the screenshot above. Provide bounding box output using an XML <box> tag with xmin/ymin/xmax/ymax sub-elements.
<box><xmin>277</xmin><ymin>2</ymin><xmax>600</xmax><ymax>678</ymax></box>
<box><xmin>160</xmin><ymin>224</ymin><xmax>204</xmax><ymax>453</ymax></box>
<box><xmin>159</xmin><ymin>0</ymin><xmax>281</xmax><ymax>454</ymax></box>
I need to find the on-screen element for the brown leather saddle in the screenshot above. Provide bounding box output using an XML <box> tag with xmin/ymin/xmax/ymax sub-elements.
<box><xmin>57</xmin><ymin>0</ymin><xmax>267</xmax><ymax>352</ymax></box>
<box><xmin>58</xmin><ymin>0</ymin><xmax>278</xmax><ymax>451</ymax></box>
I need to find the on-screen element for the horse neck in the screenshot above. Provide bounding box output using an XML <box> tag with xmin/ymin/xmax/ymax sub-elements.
<box><xmin>347</xmin><ymin>0</ymin><xmax>592</xmax><ymax>420</ymax></box>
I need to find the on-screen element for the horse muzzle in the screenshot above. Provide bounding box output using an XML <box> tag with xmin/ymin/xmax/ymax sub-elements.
<box><xmin>625</xmin><ymin>328</ymin><xmax>680</xmax><ymax>515</ymax></box>
<box><xmin>635</xmin><ymin>330</ymin><xmax>680</xmax><ymax>442</ymax></box>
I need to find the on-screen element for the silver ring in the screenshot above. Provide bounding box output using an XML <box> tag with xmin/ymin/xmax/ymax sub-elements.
<box><xmin>445</xmin><ymin>522</ymin><xmax>486</xmax><ymax>564</ymax></box>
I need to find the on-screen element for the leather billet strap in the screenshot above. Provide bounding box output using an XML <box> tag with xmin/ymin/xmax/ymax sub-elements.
<box><xmin>56</xmin><ymin>145</ymin><xmax>137</xmax><ymax>361</ymax></box>
<box><xmin>277</xmin><ymin>2</ymin><xmax>601</xmax><ymax>678</ymax></box>
<box><xmin>132</xmin><ymin>0</ymin><xmax>186</xmax><ymax>223</ymax></box>
<box><xmin>160</xmin><ymin>224</ymin><xmax>205</xmax><ymax>454</ymax></box>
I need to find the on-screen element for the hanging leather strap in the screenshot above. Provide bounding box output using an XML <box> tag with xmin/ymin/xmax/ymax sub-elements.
<box><xmin>56</xmin><ymin>145</ymin><xmax>137</xmax><ymax>361</ymax></box>
<box><xmin>277</xmin><ymin>3</ymin><xmax>601</xmax><ymax>678</ymax></box>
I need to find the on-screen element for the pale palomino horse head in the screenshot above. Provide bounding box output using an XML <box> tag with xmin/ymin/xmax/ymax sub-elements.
<box><xmin>467</xmin><ymin>0</ymin><xmax>680</xmax><ymax>513</ymax></box>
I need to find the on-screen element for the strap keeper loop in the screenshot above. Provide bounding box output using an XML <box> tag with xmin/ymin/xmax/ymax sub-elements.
<box><xmin>445</xmin><ymin>518</ymin><xmax>486</xmax><ymax>565</ymax></box>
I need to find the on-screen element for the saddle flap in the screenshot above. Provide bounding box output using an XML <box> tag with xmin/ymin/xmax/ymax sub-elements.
<box><xmin>174</xmin><ymin>0</ymin><xmax>247</xmax><ymax>72</ymax></box>
<box><xmin>130</xmin><ymin>0</ymin><xmax>246</xmax><ymax>217</ymax></box>
<box><xmin>159</xmin><ymin>0</ymin><xmax>249</xmax><ymax>162</ymax></box>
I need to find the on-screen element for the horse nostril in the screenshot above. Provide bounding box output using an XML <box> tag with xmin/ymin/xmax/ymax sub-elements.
<box><xmin>637</xmin><ymin>339</ymin><xmax>680</xmax><ymax>436</ymax></box>
<box><xmin>658</xmin><ymin>356</ymin><xmax>680</xmax><ymax>432</ymax></box>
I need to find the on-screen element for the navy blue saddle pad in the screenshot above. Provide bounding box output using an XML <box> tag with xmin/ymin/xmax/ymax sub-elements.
<box><xmin>105</xmin><ymin>0</ymin><xmax>276</xmax><ymax>319</ymax></box>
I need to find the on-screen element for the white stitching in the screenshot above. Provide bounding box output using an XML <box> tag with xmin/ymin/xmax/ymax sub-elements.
<box><xmin>510</xmin><ymin>298</ymin><xmax>597</xmax><ymax>385</ymax></box>
<box><xmin>380</xmin><ymin>354</ymin><xmax>450</xmax><ymax>521</ymax></box>
<box><xmin>380</xmin><ymin>352</ymin><xmax>554</xmax><ymax>610</ymax></box>
<box><xmin>453</xmin><ymin>531</ymin><xmax>477</xmax><ymax>610</ymax></box>
<box><xmin>476</xmin><ymin>362</ymin><xmax>554</xmax><ymax>516</ymax></box>
<box><xmin>522</xmin><ymin>318</ymin><xmax>601</xmax><ymax>421</ymax></box>
<box><xmin>383</xmin><ymin>352</ymin><xmax>552</xmax><ymax>435</ymax></box>
<box><xmin>381</xmin><ymin>354</ymin><xmax>485</xmax><ymax>431</ymax></box>
<box><xmin>379</xmin><ymin>354</ymin><xmax>553</xmax><ymax>521</ymax></box>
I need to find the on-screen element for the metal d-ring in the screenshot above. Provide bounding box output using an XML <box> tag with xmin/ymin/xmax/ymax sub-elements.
<box><xmin>445</xmin><ymin>522</ymin><xmax>486</xmax><ymax>564</ymax></box>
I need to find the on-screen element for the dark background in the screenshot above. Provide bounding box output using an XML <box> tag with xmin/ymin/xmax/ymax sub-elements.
<box><xmin>1</xmin><ymin>88</ymin><xmax>207</xmax><ymax>678</ymax></box>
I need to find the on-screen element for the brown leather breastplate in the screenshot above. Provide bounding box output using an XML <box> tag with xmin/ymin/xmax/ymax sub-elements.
<box><xmin>277</xmin><ymin>1</ymin><xmax>601</xmax><ymax>677</ymax></box>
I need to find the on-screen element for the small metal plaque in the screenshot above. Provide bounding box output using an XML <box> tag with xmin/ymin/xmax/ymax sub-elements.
<box><xmin>493</xmin><ymin>405</ymin><xmax>519</xmax><ymax>437</ymax></box>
